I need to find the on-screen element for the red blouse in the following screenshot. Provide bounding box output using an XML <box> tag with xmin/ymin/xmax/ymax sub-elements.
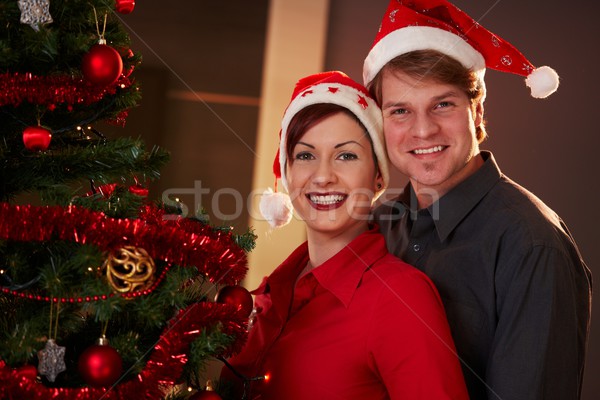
<box><xmin>222</xmin><ymin>227</ymin><xmax>468</xmax><ymax>399</ymax></box>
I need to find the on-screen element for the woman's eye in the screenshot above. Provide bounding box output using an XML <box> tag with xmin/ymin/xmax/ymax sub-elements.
<box><xmin>294</xmin><ymin>152</ymin><xmax>313</xmax><ymax>161</ymax></box>
<box><xmin>338</xmin><ymin>152</ymin><xmax>358</xmax><ymax>161</ymax></box>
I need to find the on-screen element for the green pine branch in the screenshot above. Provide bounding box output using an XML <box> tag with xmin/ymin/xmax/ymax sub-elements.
<box><xmin>1</xmin><ymin>137</ymin><xmax>169</xmax><ymax>201</ymax></box>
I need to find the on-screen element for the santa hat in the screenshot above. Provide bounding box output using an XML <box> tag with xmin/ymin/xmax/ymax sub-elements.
<box><xmin>363</xmin><ymin>0</ymin><xmax>559</xmax><ymax>99</ymax></box>
<box><xmin>260</xmin><ymin>71</ymin><xmax>389</xmax><ymax>228</ymax></box>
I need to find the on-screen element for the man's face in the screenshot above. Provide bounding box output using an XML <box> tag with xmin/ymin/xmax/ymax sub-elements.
<box><xmin>380</xmin><ymin>69</ymin><xmax>483</xmax><ymax>200</ymax></box>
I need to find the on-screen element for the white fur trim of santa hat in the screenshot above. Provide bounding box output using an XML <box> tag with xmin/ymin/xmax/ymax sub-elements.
<box><xmin>363</xmin><ymin>26</ymin><xmax>486</xmax><ymax>87</ymax></box>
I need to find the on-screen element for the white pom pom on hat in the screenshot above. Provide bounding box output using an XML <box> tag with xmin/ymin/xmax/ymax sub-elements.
<box><xmin>259</xmin><ymin>71</ymin><xmax>389</xmax><ymax>229</ymax></box>
<box><xmin>526</xmin><ymin>66</ymin><xmax>560</xmax><ymax>99</ymax></box>
<box><xmin>363</xmin><ymin>0</ymin><xmax>559</xmax><ymax>99</ymax></box>
<box><xmin>259</xmin><ymin>188</ymin><xmax>293</xmax><ymax>229</ymax></box>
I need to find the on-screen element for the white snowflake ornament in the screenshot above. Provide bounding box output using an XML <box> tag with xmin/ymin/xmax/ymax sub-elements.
<box><xmin>37</xmin><ymin>339</ymin><xmax>66</xmax><ymax>382</ymax></box>
<box><xmin>18</xmin><ymin>0</ymin><xmax>53</xmax><ymax>32</ymax></box>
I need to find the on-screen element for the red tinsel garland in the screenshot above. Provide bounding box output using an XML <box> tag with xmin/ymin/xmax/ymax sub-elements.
<box><xmin>0</xmin><ymin>302</ymin><xmax>248</xmax><ymax>399</ymax></box>
<box><xmin>0</xmin><ymin>202</ymin><xmax>248</xmax><ymax>285</ymax></box>
<box><xmin>0</xmin><ymin>72</ymin><xmax>134</xmax><ymax>109</ymax></box>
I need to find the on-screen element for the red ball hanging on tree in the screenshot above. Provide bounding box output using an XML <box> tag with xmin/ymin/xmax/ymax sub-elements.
<box><xmin>189</xmin><ymin>380</ymin><xmax>223</xmax><ymax>400</ymax></box>
<box><xmin>189</xmin><ymin>391</ymin><xmax>223</xmax><ymax>400</ymax></box>
<box><xmin>22</xmin><ymin>126</ymin><xmax>52</xmax><ymax>151</ymax></box>
<box><xmin>129</xmin><ymin>184</ymin><xmax>149</xmax><ymax>197</ymax></box>
<box><xmin>15</xmin><ymin>364</ymin><xmax>38</xmax><ymax>381</ymax></box>
<box><xmin>215</xmin><ymin>285</ymin><xmax>254</xmax><ymax>317</ymax></box>
<box><xmin>77</xmin><ymin>337</ymin><xmax>123</xmax><ymax>388</ymax></box>
<box><xmin>82</xmin><ymin>44</ymin><xmax>123</xmax><ymax>86</ymax></box>
<box><xmin>115</xmin><ymin>0</ymin><xmax>135</xmax><ymax>14</ymax></box>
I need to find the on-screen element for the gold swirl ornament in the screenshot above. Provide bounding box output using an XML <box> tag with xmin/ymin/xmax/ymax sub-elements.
<box><xmin>104</xmin><ymin>246</ymin><xmax>156</xmax><ymax>294</ymax></box>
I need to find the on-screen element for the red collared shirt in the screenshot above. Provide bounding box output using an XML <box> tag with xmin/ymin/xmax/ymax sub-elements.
<box><xmin>223</xmin><ymin>227</ymin><xmax>468</xmax><ymax>399</ymax></box>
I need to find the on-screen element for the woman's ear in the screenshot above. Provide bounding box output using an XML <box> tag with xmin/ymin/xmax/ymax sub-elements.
<box><xmin>374</xmin><ymin>171</ymin><xmax>384</xmax><ymax>193</ymax></box>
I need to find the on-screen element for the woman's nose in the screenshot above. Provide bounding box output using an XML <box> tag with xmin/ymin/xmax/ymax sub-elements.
<box><xmin>311</xmin><ymin>159</ymin><xmax>336</xmax><ymax>186</ymax></box>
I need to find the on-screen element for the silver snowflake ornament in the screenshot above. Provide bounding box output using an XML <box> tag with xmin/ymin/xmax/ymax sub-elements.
<box><xmin>18</xmin><ymin>0</ymin><xmax>53</xmax><ymax>32</ymax></box>
<box><xmin>37</xmin><ymin>339</ymin><xmax>66</xmax><ymax>382</ymax></box>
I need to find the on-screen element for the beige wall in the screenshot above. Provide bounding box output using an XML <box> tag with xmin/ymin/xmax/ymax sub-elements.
<box><xmin>245</xmin><ymin>0</ymin><xmax>330</xmax><ymax>291</ymax></box>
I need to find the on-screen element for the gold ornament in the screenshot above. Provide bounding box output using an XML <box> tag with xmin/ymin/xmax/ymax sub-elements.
<box><xmin>104</xmin><ymin>246</ymin><xmax>156</xmax><ymax>294</ymax></box>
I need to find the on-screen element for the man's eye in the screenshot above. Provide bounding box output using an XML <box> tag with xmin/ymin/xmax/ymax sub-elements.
<box><xmin>391</xmin><ymin>108</ymin><xmax>407</xmax><ymax>115</ymax></box>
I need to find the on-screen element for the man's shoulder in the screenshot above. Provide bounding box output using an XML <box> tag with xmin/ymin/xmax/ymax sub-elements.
<box><xmin>486</xmin><ymin>175</ymin><xmax>561</xmax><ymax>225</ymax></box>
<box><xmin>477</xmin><ymin>175</ymin><xmax>578</xmax><ymax>250</ymax></box>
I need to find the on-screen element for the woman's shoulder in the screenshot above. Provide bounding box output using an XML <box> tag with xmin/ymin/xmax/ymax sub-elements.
<box><xmin>367</xmin><ymin>254</ymin><xmax>441</xmax><ymax>301</ymax></box>
<box><xmin>371</xmin><ymin>254</ymin><xmax>431</xmax><ymax>280</ymax></box>
<box><xmin>364</xmin><ymin>255</ymin><xmax>451</xmax><ymax>343</ymax></box>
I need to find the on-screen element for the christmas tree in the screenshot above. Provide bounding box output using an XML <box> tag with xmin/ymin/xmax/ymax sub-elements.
<box><xmin>0</xmin><ymin>1</ymin><xmax>254</xmax><ymax>398</ymax></box>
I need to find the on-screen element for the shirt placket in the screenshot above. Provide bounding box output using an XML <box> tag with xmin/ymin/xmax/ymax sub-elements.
<box><xmin>405</xmin><ymin>209</ymin><xmax>434</xmax><ymax>269</ymax></box>
<box><xmin>289</xmin><ymin>273</ymin><xmax>318</xmax><ymax>318</ymax></box>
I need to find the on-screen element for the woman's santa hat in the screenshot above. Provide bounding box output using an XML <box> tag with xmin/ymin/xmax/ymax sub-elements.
<box><xmin>363</xmin><ymin>0</ymin><xmax>559</xmax><ymax>99</ymax></box>
<box><xmin>260</xmin><ymin>71</ymin><xmax>389</xmax><ymax>228</ymax></box>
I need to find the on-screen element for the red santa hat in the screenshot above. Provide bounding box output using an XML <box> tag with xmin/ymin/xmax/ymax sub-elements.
<box><xmin>363</xmin><ymin>0</ymin><xmax>559</xmax><ymax>99</ymax></box>
<box><xmin>260</xmin><ymin>71</ymin><xmax>389</xmax><ymax>228</ymax></box>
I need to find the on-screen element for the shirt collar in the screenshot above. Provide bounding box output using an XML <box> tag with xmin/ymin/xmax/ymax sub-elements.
<box><xmin>310</xmin><ymin>225</ymin><xmax>388</xmax><ymax>308</ymax></box>
<box><xmin>260</xmin><ymin>226</ymin><xmax>389</xmax><ymax>314</ymax></box>
<box><xmin>401</xmin><ymin>151</ymin><xmax>502</xmax><ymax>242</ymax></box>
<box><xmin>259</xmin><ymin>242</ymin><xmax>309</xmax><ymax>322</ymax></box>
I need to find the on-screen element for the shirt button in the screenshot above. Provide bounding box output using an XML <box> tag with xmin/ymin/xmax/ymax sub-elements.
<box><xmin>413</xmin><ymin>244</ymin><xmax>421</xmax><ymax>252</ymax></box>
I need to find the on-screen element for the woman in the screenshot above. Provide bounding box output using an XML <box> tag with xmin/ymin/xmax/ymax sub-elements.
<box><xmin>221</xmin><ymin>71</ymin><xmax>468</xmax><ymax>400</ymax></box>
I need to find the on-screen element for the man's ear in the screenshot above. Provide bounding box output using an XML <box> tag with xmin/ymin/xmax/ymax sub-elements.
<box><xmin>475</xmin><ymin>101</ymin><xmax>484</xmax><ymax>127</ymax></box>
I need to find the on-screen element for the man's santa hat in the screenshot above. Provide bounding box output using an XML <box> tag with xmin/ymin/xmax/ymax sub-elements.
<box><xmin>260</xmin><ymin>71</ymin><xmax>389</xmax><ymax>228</ymax></box>
<box><xmin>363</xmin><ymin>0</ymin><xmax>559</xmax><ymax>99</ymax></box>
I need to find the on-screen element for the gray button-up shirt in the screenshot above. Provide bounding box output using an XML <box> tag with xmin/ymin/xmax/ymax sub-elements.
<box><xmin>373</xmin><ymin>151</ymin><xmax>592</xmax><ymax>400</ymax></box>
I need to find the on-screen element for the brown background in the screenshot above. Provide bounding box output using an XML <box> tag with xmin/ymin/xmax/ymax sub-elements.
<box><xmin>110</xmin><ymin>1</ymin><xmax>599</xmax><ymax>397</ymax></box>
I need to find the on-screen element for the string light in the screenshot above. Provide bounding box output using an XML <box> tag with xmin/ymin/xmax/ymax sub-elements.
<box><xmin>217</xmin><ymin>357</ymin><xmax>269</xmax><ymax>400</ymax></box>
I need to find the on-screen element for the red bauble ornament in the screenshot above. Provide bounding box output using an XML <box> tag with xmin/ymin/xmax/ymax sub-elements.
<box><xmin>82</xmin><ymin>44</ymin><xmax>123</xmax><ymax>86</ymax></box>
<box><xmin>189</xmin><ymin>391</ymin><xmax>223</xmax><ymax>400</ymax></box>
<box><xmin>115</xmin><ymin>0</ymin><xmax>135</xmax><ymax>14</ymax></box>
<box><xmin>129</xmin><ymin>184</ymin><xmax>149</xmax><ymax>197</ymax></box>
<box><xmin>22</xmin><ymin>126</ymin><xmax>52</xmax><ymax>151</ymax></box>
<box><xmin>16</xmin><ymin>365</ymin><xmax>38</xmax><ymax>381</ymax></box>
<box><xmin>78</xmin><ymin>338</ymin><xmax>123</xmax><ymax>387</ymax></box>
<box><xmin>215</xmin><ymin>285</ymin><xmax>253</xmax><ymax>317</ymax></box>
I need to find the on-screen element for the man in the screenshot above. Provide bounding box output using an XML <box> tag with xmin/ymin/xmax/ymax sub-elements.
<box><xmin>364</xmin><ymin>1</ymin><xmax>592</xmax><ymax>399</ymax></box>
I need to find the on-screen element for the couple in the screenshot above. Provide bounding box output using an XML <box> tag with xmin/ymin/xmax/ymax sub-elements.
<box><xmin>222</xmin><ymin>1</ymin><xmax>592</xmax><ymax>399</ymax></box>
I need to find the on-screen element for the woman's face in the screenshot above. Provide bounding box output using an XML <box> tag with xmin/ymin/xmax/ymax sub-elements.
<box><xmin>286</xmin><ymin>111</ymin><xmax>382</xmax><ymax>240</ymax></box>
